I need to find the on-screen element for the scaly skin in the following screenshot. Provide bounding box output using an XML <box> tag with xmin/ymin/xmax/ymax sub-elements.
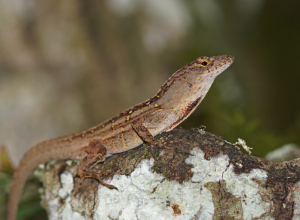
<box><xmin>7</xmin><ymin>55</ymin><xmax>234</xmax><ymax>220</ymax></box>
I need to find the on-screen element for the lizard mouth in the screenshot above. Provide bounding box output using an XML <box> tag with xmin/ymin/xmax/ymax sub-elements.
<box><xmin>211</xmin><ymin>55</ymin><xmax>234</xmax><ymax>76</ymax></box>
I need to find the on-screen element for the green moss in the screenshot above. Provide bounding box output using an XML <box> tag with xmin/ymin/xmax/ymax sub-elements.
<box><xmin>163</xmin><ymin>173</ymin><xmax>168</xmax><ymax>179</ymax></box>
<box><xmin>143</xmin><ymin>148</ymin><xmax>148</xmax><ymax>157</ymax></box>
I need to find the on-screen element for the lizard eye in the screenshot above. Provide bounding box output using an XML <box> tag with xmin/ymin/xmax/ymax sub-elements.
<box><xmin>199</xmin><ymin>59</ymin><xmax>210</xmax><ymax>67</ymax></box>
<box><xmin>201</xmin><ymin>61</ymin><xmax>208</xmax><ymax>66</ymax></box>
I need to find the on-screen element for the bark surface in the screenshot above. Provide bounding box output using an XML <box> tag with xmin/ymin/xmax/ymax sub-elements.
<box><xmin>38</xmin><ymin>128</ymin><xmax>300</xmax><ymax>220</ymax></box>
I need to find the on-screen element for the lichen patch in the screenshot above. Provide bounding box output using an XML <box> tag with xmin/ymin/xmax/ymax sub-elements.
<box><xmin>186</xmin><ymin>148</ymin><xmax>271</xmax><ymax>219</ymax></box>
<box><xmin>287</xmin><ymin>180</ymin><xmax>300</xmax><ymax>218</ymax></box>
<box><xmin>94</xmin><ymin>159</ymin><xmax>203</xmax><ymax>220</ymax></box>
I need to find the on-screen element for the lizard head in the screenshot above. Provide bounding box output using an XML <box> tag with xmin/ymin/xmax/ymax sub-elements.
<box><xmin>194</xmin><ymin>55</ymin><xmax>234</xmax><ymax>77</ymax></box>
<box><xmin>156</xmin><ymin>55</ymin><xmax>234</xmax><ymax>131</ymax></box>
<box><xmin>157</xmin><ymin>55</ymin><xmax>234</xmax><ymax>100</ymax></box>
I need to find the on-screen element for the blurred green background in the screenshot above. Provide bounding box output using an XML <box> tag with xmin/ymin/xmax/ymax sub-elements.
<box><xmin>1</xmin><ymin>0</ymin><xmax>300</xmax><ymax>218</ymax></box>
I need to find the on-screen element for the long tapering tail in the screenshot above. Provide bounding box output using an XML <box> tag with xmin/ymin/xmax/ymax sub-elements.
<box><xmin>7</xmin><ymin>138</ymin><xmax>87</xmax><ymax>220</ymax></box>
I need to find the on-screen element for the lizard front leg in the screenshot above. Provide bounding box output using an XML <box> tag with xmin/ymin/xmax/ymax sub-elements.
<box><xmin>74</xmin><ymin>140</ymin><xmax>117</xmax><ymax>195</ymax></box>
<box><xmin>131</xmin><ymin>119</ymin><xmax>184</xmax><ymax>153</ymax></box>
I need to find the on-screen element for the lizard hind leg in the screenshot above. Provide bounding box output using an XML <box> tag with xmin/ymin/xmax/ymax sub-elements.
<box><xmin>74</xmin><ymin>140</ymin><xmax>117</xmax><ymax>195</ymax></box>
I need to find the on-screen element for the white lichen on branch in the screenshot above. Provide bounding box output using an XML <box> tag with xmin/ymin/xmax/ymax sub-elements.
<box><xmin>40</xmin><ymin>147</ymin><xmax>277</xmax><ymax>220</ymax></box>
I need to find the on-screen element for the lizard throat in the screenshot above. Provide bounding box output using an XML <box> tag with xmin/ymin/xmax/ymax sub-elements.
<box><xmin>166</xmin><ymin>96</ymin><xmax>203</xmax><ymax>131</ymax></box>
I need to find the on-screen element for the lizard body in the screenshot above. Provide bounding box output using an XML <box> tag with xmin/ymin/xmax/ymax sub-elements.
<box><xmin>7</xmin><ymin>55</ymin><xmax>234</xmax><ymax>220</ymax></box>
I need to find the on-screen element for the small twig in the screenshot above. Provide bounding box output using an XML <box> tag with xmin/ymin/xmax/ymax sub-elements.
<box><xmin>233</xmin><ymin>138</ymin><xmax>252</xmax><ymax>155</ymax></box>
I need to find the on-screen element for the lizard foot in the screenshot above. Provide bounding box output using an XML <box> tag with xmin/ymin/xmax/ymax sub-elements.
<box><xmin>73</xmin><ymin>140</ymin><xmax>117</xmax><ymax>195</ymax></box>
<box><xmin>74</xmin><ymin>170</ymin><xmax>118</xmax><ymax>196</ymax></box>
<box><xmin>131</xmin><ymin>121</ymin><xmax>192</xmax><ymax>156</ymax></box>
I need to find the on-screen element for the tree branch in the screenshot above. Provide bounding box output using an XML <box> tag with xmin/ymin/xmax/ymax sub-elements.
<box><xmin>36</xmin><ymin>128</ymin><xmax>300</xmax><ymax>219</ymax></box>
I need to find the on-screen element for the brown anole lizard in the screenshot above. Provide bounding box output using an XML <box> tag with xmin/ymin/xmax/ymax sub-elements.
<box><xmin>7</xmin><ymin>55</ymin><xmax>234</xmax><ymax>220</ymax></box>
